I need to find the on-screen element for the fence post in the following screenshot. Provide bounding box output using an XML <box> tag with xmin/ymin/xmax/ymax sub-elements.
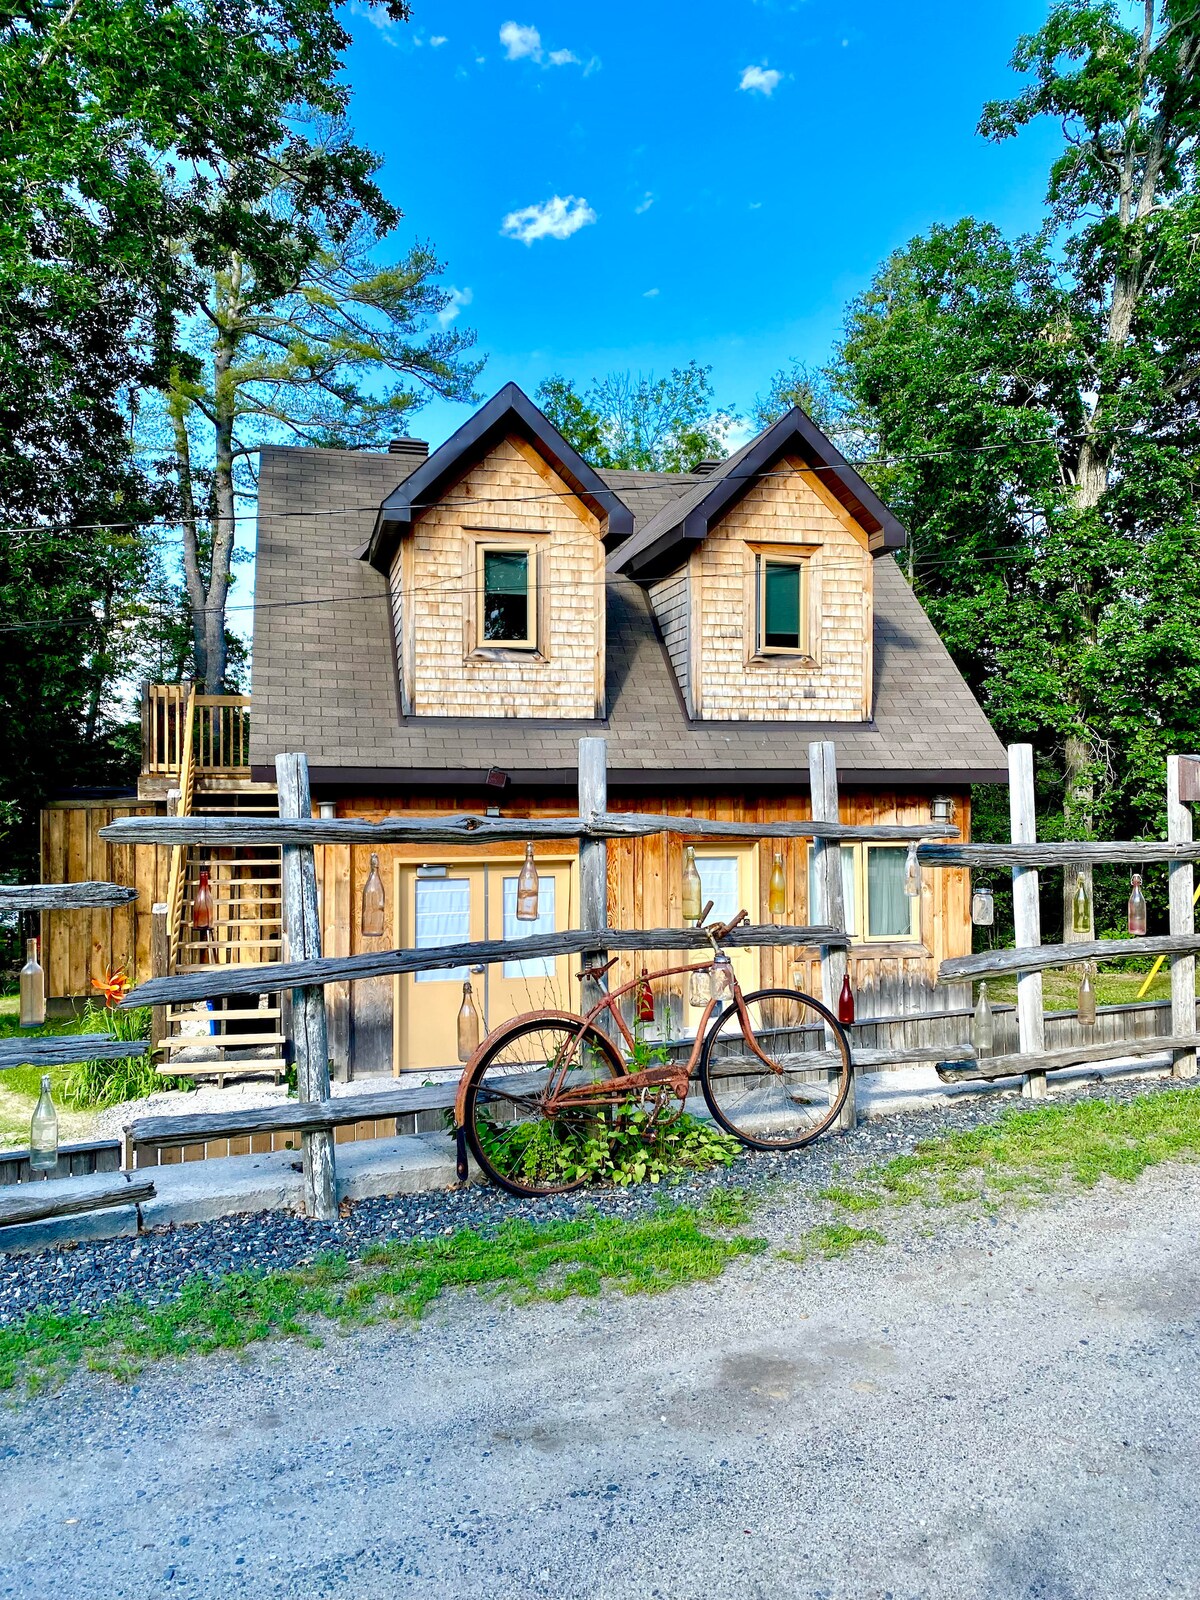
<box><xmin>149</xmin><ymin>902</ymin><xmax>170</xmax><ymax>1055</ymax></box>
<box><xmin>1009</xmin><ymin>744</ymin><xmax>1047</xmax><ymax>1098</ymax></box>
<box><xmin>1167</xmin><ymin>755</ymin><xmax>1196</xmax><ymax>1080</ymax></box>
<box><xmin>808</xmin><ymin>740</ymin><xmax>856</xmax><ymax>1129</ymax></box>
<box><xmin>276</xmin><ymin>753</ymin><xmax>336</xmax><ymax>1220</ymax></box>
<box><xmin>577</xmin><ymin>738</ymin><xmax>610</xmax><ymax>1025</ymax></box>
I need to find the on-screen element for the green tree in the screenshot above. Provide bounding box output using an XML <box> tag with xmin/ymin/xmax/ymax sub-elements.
<box><xmin>833</xmin><ymin>1</ymin><xmax>1200</xmax><ymax>925</ymax></box>
<box><xmin>752</xmin><ymin>359</ymin><xmax>840</xmax><ymax>432</ymax></box>
<box><xmin>537</xmin><ymin>362</ymin><xmax>739</xmax><ymax>471</ymax></box>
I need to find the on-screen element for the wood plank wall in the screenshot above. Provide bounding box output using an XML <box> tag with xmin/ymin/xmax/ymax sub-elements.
<box><xmin>39</xmin><ymin>801</ymin><xmax>171</xmax><ymax>997</ymax></box>
<box><xmin>317</xmin><ymin>784</ymin><xmax>973</xmax><ymax>1075</ymax></box>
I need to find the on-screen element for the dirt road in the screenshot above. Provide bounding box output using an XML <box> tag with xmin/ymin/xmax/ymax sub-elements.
<box><xmin>1</xmin><ymin>1166</ymin><xmax>1197</xmax><ymax>1599</ymax></box>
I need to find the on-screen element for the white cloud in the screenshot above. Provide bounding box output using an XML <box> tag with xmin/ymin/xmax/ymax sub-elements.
<box><xmin>500</xmin><ymin>20</ymin><xmax>542</xmax><ymax>60</ymax></box>
<box><xmin>739</xmin><ymin>63</ymin><xmax>782</xmax><ymax>95</ymax></box>
<box><xmin>437</xmin><ymin>286</ymin><xmax>473</xmax><ymax>328</ymax></box>
<box><xmin>634</xmin><ymin>191</ymin><xmax>654</xmax><ymax>214</ymax></box>
<box><xmin>350</xmin><ymin>0</ymin><xmax>401</xmax><ymax>46</ymax></box>
<box><xmin>749</xmin><ymin>200</ymin><xmax>763</xmax><ymax>210</ymax></box>
<box><xmin>501</xmin><ymin>194</ymin><xmax>597</xmax><ymax>245</ymax></box>
<box><xmin>499</xmin><ymin>20</ymin><xmax>585</xmax><ymax>68</ymax></box>
<box><xmin>430</xmin><ymin>34</ymin><xmax>448</xmax><ymax>46</ymax></box>
<box><xmin>643</xmin><ymin>287</ymin><xmax>660</xmax><ymax>298</ymax></box>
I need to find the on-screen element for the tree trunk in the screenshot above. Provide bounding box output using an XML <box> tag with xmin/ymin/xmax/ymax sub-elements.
<box><xmin>170</xmin><ymin>379</ymin><xmax>208</xmax><ymax>687</ymax></box>
<box><xmin>203</xmin><ymin>259</ymin><xmax>242</xmax><ymax>692</ymax></box>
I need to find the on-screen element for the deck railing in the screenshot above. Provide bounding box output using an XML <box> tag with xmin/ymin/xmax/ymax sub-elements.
<box><xmin>142</xmin><ymin>685</ymin><xmax>251</xmax><ymax>776</ymax></box>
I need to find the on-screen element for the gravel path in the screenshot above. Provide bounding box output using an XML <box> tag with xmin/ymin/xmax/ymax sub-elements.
<box><xmin>2</xmin><ymin>1072</ymin><xmax>1194</xmax><ymax>1325</ymax></box>
<box><xmin>0</xmin><ymin>1146</ymin><xmax>1197</xmax><ymax>1597</ymax></box>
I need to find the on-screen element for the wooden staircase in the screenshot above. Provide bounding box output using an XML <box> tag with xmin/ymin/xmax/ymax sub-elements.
<box><xmin>156</xmin><ymin>735</ymin><xmax>288</xmax><ymax>1086</ymax></box>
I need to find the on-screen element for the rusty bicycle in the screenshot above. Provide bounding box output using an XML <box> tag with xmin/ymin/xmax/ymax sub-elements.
<box><xmin>453</xmin><ymin>904</ymin><xmax>853</xmax><ymax>1197</ymax></box>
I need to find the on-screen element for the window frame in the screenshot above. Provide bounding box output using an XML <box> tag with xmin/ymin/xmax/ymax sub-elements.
<box><xmin>806</xmin><ymin>842</ymin><xmax>922</xmax><ymax>946</ymax></box>
<box><xmin>473</xmin><ymin>537</ymin><xmax>539</xmax><ymax>652</ymax></box>
<box><xmin>747</xmin><ymin>544</ymin><xmax>815</xmax><ymax>661</ymax></box>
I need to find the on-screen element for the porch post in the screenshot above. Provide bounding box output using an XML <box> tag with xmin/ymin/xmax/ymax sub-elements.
<box><xmin>276</xmin><ymin>752</ymin><xmax>337</xmax><ymax>1220</ymax></box>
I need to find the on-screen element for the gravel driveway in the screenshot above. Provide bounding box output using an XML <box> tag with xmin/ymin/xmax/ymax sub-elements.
<box><xmin>1</xmin><ymin>1156</ymin><xmax>1197</xmax><ymax>1599</ymax></box>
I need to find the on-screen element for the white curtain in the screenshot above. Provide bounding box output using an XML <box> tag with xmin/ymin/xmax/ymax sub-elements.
<box><xmin>866</xmin><ymin>848</ymin><xmax>911</xmax><ymax>938</ymax></box>
<box><xmin>808</xmin><ymin>845</ymin><xmax>857</xmax><ymax>936</ymax></box>
<box><xmin>413</xmin><ymin>877</ymin><xmax>471</xmax><ymax>983</ymax></box>
<box><xmin>502</xmin><ymin>875</ymin><xmax>557</xmax><ymax>978</ymax></box>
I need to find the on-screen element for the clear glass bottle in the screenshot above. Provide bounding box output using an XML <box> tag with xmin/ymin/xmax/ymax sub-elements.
<box><xmin>973</xmin><ymin>981</ymin><xmax>994</xmax><ymax>1055</ymax></box>
<box><xmin>681</xmin><ymin>846</ymin><xmax>702</xmax><ymax>925</ymax></box>
<box><xmin>19</xmin><ymin>938</ymin><xmax>45</xmax><ymax>1028</ymax></box>
<box><xmin>29</xmin><ymin>1075</ymin><xmax>58</xmax><ymax>1176</ymax></box>
<box><xmin>970</xmin><ymin>883</ymin><xmax>995</xmax><ymax>927</ymax></box>
<box><xmin>903</xmin><ymin>840</ymin><xmax>921</xmax><ymax>898</ymax></box>
<box><xmin>768</xmin><ymin>853</ymin><xmax>787</xmax><ymax>921</ymax></box>
<box><xmin>456</xmin><ymin>981</ymin><xmax>481</xmax><ymax>1062</ymax></box>
<box><xmin>1077</xmin><ymin>964</ymin><xmax>1096</xmax><ymax>1027</ymax></box>
<box><xmin>688</xmin><ymin>964</ymin><xmax>711</xmax><ymax>1008</ymax></box>
<box><xmin>361</xmin><ymin>853</ymin><xmax>385</xmax><ymax>937</ymax></box>
<box><xmin>710</xmin><ymin>951</ymin><xmax>734</xmax><ymax>1002</ymax></box>
<box><xmin>838</xmin><ymin>972</ymin><xmax>855</xmax><ymax>1025</ymax></box>
<box><xmin>192</xmin><ymin>867</ymin><xmax>213</xmax><ymax>931</ymax></box>
<box><xmin>516</xmin><ymin>843</ymin><xmax>539</xmax><ymax>921</ymax></box>
<box><xmin>1127</xmin><ymin>873</ymin><xmax>1147</xmax><ymax>937</ymax></box>
<box><xmin>1072</xmin><ymin>872</ymin><xmax>1091</xmax><ymax>934</ymax></box>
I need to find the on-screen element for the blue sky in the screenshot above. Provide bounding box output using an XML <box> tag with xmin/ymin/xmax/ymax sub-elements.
<box><xmin>342</xmin><ymin>0</ymin><xmax>1062</xmax><ymax>447</ymax></box>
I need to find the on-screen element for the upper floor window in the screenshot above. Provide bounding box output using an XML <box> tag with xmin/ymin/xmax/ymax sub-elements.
<box><xmin>755</xmin><ymin>553</ymin><xmax>808</xmax><ymax>655</ymax></box>
<box><xmin>477</xmin><ymin>543</ymin><xmax>537</xmax><ymax>649</ymax></box>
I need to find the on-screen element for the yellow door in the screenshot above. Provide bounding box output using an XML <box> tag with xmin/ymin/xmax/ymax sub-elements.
<box><xmin>684</xmin><ymin>846</ymin><xmax>760</xmax><ymax>1031</ymax></box>
<box><xmin>394</xmin><ymin>856</ymin><xmax>576</xmax><ymax>1075</ymax></box>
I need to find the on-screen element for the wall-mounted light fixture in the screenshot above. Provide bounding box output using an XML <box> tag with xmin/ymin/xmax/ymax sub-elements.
<box><xmin>930</xmin><ymin>794</ymin><xmax>955</xmax><ymax>825</ymax></box>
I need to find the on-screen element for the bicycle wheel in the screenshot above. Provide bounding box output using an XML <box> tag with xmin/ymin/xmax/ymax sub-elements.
<box><xmin>462</xmin><ymin>1014</ymin><xmax>625</xmax><ymax>1197</ymax></box>
<box><xmin>699</xmin><ymin>988</ymin><xmax>852</xmax><ymax>1150</ymax></box>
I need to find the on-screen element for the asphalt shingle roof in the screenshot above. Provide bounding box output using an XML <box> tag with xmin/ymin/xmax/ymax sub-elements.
<box><xmin>250</xmin><ymin>444</ymin><xmax>1007</xmax><ymax>785</ymax></box>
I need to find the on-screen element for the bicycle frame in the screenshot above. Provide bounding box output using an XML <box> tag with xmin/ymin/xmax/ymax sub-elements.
<box><xmin>453</xmin><ymin>954</ymin><xmax>783</xmax><ymax>1127</ymax></box>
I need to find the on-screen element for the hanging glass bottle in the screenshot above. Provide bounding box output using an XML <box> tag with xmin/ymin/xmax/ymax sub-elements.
<box><xmin>1127</xmin><ymin>873</ymin><xmax>1147</xmax><ymax>937</ymax></box>
<box><xmin>970</xmin><ymin>882</ymin><xmax>995</xmax><ymax>927</ymax></box>
<box><xmin>768</xmin><ymin>852</ymin><xmax>787</xmax><ymax>921</ymax></box>
<box><xmin>973</xmin><ymin>981</ymin><xmax>994</xmax><ymax>1055</ymax></box>
<box><xmin>361</xmin><ymin>853</ymin><xmax>385</xmax><ymax>937</ymax></box>
<box><xmin>903</xmin><ymin>840</ymin><xmax>921</xmax><ymax>898</ymax></box>
<box><xmin>1072</xmin><ymin>871</ymin><xmax>1091</xmax><ymax>934</ymax></box>
<box><xmin>837</xmin><ymin>972</ymin><xmax>855</xmax><ymax>1025</ymax></box>
<box><xmin>1077</xmin><ymin>964</ymin><xmax>1096</xmax><ymax>1027</ymax></box>
<box><xmin>19</xmin><ymin>939</ymin><xmax>45</xmax><ymax>1028</ymax></box>
<box><xmin>29</xmin><ymin>1075</ymin><xmax>58</xmax><ymax>1176</ymax></box>
<box><xmin>681</xmin><ymin>845</ymin><xmax>703</xmax><ymax>925</ymax></box>
<box><xmin>635</xmin><ymin>968</ymin><xmax>655</xmax><ymax>1024</ymax></box>
<box><xmin>456</xmin><ymin>980</ymin><xmax>481</xmax><ymax>1062</ymax></box>
<box><xmin>192</xmin><ymin>867</ymin><xmax>213</xmax><ymax>931</ymax></box>
<box><xmin>516</xmin><ymin>843</ymin><xmax>540</xmax><ymax>922</ymax></box>
<box><xmin>710</xmin><ymin>951</ymin><xmax>734</xmax><ymax>1003</ymax></box>
<box><xmin>688</xmin><ymin>964</ymin><xmax>712</xmax><ymax>1008</ymax></box>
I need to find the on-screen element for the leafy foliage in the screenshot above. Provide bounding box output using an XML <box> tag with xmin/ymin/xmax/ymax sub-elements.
<box><xmin>59</xmin><ymin>1000</ymin><xmax>176</xmax><ymax>1109</ymax></box>
<box><xmin>537</xmin><ymin>362</ymin><xmax>739</xmax><ymax>471</ymax></box>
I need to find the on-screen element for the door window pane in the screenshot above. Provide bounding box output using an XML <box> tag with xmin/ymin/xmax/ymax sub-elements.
<box><xmin>866</xmin><ymin>847</ymin><xmax>915</xmax><ymax>938</ymax></box>
<box><xmin>696</xmin><ymin>855</ymin><xmax>740</xmax><ymax>924</ymax></box>
<box><xmin>808</xmin><ymin>846</ymin><xmax>857</xmax><ymax>937</ymax></box>
<box><xmin>502</xmin><ymin>874</ymin><xmax>556</xmax><ymax>978</ymax></box>
<box><xmin>482</xmin><ymin>549</ymin><xmax>530</xmax><ymax>642</ymax></box>
<box><xmin>413</xmin><ymin>878</ymin><xmax>471</xmax><ymax>982</ymax></box>
<box><xmin>762</xmin><ymin>560</ymin><xmax>802</xmax><ymax>650</ymax></box>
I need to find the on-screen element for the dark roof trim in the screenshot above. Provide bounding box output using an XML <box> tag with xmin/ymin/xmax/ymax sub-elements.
<box><xmin>614</xmin><ymin>405</ymin><xmax>908</xmax><ymax>581</ymax></box>
<box><xmin>258</xmin><ymin>765</ymin><xmax>1007</xmax><ymax>791</ymax></box>
<box><xmin>364</xmin><ymin>382</ymin><xmax>635</xmax><ymax>573</ymax></box>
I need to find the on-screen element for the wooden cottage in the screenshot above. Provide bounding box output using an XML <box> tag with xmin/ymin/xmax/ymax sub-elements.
<box><xmin>41</xmin><ymin>383</ymin><xmax>1006</xmax><ymax>1081</ymax></box>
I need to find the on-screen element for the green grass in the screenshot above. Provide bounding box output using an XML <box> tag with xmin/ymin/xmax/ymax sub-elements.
<box><xmin>819</xmin><ymin>1087</ymin><xmax>1200</xmax><ymax>1215</ymax></box>
<box><xmin>988</xmin><ymin>967</ymin><xmax>1173</xmax><ymax>1009</ymax></box>
<box><xmin>0</xmin><ymin>1199</ymin><xmax>768</xmax><ymax>1394</ymax></box>
<box><xmin>777</xmin><ymin>1224</ymin><xmax>886</xmax><ymax>1264</ymax></box>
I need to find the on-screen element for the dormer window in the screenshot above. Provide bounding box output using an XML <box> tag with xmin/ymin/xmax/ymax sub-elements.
<box><xmin>753</xmin><ymin>549</ymin><xmax>811</xmax><ymax>657</ymax></box>
<box><xmin>476</xmin><ymin>540</ymin><xmax>538</xmax><ymax>651</ymax></box>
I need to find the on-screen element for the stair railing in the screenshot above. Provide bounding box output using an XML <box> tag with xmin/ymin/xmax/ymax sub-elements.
<box><xmin>164</xmin><ymin>682</ymin><xmax>198</xmax><ymax>971</ymax></box>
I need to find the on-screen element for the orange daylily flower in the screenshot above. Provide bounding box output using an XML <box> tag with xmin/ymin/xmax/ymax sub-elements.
<box><xmin>92</xmin><ymin>968</ymin><xmax>131</xmax><ymax>1007</ymax></box>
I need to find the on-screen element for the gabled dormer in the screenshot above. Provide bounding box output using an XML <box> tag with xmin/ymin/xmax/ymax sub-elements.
<box><xmin>365</xmin><ymin>384</ymin><xmax>633</xmax><ymax>719</ymax></box>
<box><xmin>613</xmin><ymin>408</ymin><xmax>907</xmax><ymax>723</ymax></box>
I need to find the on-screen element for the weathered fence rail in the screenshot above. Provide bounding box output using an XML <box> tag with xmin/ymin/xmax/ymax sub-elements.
<box><xmin>0</xmin><ymin>1036</ymin><xmax>148</xmax><ymax>1071</ymax></box>
<box><xmin>122</xmin><ymin>922</ymin><xmax>850</xmax><ymax>1011</ymax></box>
<box><xmin>941</xmin><ymin>934</ymin><xmax>1200</xmax><ymax>983</ymax></box>
<box><xmin>0</xmin><ymin>882</ymin><xmax>138</xmax><ymax>911</ymax></box>
<box><xmin>0</xmin><ymin>1172</ymin><xmax>155</xmax><ymax>1231</ymax></box>
<box><xmin>919</xmin><ymin>840</ymin><xmax>1200</xmax><ymax>867</ymax></box>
